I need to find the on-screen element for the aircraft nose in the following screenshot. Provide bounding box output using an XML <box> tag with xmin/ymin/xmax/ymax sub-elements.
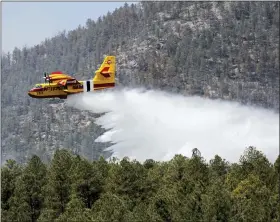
<box><xmin>28</xmin><ymin>90</ymin><xmax>35</xmax><ymax>98</ymax></box>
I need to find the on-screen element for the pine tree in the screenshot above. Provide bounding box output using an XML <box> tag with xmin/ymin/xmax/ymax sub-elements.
<box><xmin>1</xmin><ymin>159</ymin><xmax>22</xmax><ymax>221</ymax></box>
<box><xmin>38</xmin><ymin>149</ymin><xmax>73</xmax><ymax>221</ymax></box>
<box><xmin>8</xmin><ymin>155</ymin><xmax>47</xmax><ymax>222</ymax></box>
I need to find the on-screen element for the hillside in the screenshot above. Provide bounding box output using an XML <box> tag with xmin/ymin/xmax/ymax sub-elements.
<box><xmin>1</xmin><ymin>2</ymin><xmax>279</xmax><ymax>163</ymax></box>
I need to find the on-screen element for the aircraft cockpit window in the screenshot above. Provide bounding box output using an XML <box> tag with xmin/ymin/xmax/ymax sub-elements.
<box><xmin>35</xmin><ymin>85</ymin><xmax>42</xmax><ymax>88</ymax></box>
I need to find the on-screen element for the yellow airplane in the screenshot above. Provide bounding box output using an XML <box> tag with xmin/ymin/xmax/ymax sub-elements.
<box><xmin>28</xmin><ymin>56</ymin><xmax>116</xmax><ymax>99</ymax></box>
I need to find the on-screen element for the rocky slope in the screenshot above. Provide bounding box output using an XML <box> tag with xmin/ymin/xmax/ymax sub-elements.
<box><xmin>1</xmin><ymin>2</ymin><xmax>279</xmax><ymax>163</ymax></box>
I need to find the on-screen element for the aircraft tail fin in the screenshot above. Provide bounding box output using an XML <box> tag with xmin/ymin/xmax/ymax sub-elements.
<box><xmin>93</xmin><ymin>56</ymin><xmax>116</xmax><ymax>89</ymax></box>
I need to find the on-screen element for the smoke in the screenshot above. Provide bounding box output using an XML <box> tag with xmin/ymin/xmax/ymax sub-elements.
<box><xmin>66</xmin><ymin>88</ymin><xmax>279</xmax><ymax>163</ymax></box>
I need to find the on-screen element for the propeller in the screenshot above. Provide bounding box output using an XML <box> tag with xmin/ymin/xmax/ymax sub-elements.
<box><xmin>43</xmin><ymin>72</ymin><xmax>47</xmax><ymax>83</ymax></box>
<box><xmin>43</xmin><ymin>72</ymin><xmax>51</xmax><ymax>84</ymax></box>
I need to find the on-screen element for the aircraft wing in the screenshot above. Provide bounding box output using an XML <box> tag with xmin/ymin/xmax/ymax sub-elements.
<box><xmin>46</xmin><ymin>71</ymin><xmax>76</xmax><ymax>84</ymax></box>
<box><xmin>57</xmin><ymin>78</ymin><xmax>79</xmax><ymax>86</ymax></box>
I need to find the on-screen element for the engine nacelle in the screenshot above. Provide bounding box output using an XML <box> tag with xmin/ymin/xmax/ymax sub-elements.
<box><xmin>82</xmin><ymin>80</ymin><xmax>94</xmax><ymax>92</ymax></box>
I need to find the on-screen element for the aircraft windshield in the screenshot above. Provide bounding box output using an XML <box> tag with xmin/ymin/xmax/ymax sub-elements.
<box><xmin>35</xmin><ymin>85</ymin><xmax>42</xmax><ymax>88</ymax></box>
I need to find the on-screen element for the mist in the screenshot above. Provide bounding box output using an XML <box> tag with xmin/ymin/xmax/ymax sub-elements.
<box><xmin>66</xmin><ymin>88</ymin><xmax>279</xmax><ymax>163</ymax></box>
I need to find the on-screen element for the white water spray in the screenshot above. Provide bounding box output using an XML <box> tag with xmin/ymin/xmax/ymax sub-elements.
<box><xmin>66</xmin><ymin>88</ymin><xmax>279</xmax><ymax>163</ymax></box>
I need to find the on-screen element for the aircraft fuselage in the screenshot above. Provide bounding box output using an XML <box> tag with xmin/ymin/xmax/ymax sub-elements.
<box><xmin>28</xmin><ymin>80</ymin><xmax>114</xmax><ymax>99</ymax></box>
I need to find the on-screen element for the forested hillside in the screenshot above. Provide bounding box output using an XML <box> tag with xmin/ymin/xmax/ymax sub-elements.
<box><xmin>1</xmin><ymin>147</ymin><xmax>280</xmax><ymax>221</ymax></box>
<box><xmin>1</xmin><ymin>2</ymin><xmax>279</xmax><ymax>163</ymax></box>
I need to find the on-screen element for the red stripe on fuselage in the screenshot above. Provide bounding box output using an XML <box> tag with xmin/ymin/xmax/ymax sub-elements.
<box><xmin>94</xmin><ymin>83</ymin><xmax>115</xmax><ymax>88</ymax></box>
<box><xmin>29</xmin><ymin>88</ymin><xmax>44</xmax><ymax>92</ymax></box>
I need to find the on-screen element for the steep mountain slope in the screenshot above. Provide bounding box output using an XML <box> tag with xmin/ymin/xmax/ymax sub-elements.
<box><xmin>1</xmin><ymin>2</ymin><xmax>279</xmax><ymax>163</ymax></box>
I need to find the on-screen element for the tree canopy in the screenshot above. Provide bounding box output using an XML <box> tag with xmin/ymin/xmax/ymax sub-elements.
<box><xmin>1</xmin><ymin>147</ymin><xmax>279</xmax><ymax>221</ymax></box>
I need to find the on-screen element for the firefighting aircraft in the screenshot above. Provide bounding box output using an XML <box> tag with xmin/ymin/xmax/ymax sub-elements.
<box><xmin>28</xmin><ymin>56</ymin><xmax>115</xmax><ymax>99</ymax></box>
